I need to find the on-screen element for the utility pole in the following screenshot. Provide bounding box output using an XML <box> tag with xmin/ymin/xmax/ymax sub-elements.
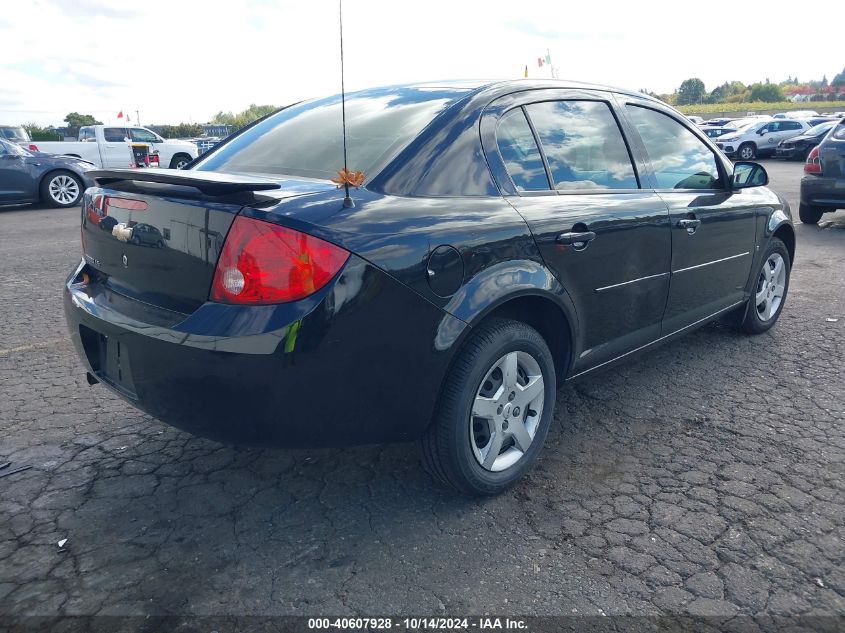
<box><xmin>136</xmin><ymin>110</ymin><xmax>141</xmax><ymax>127</ymax></box>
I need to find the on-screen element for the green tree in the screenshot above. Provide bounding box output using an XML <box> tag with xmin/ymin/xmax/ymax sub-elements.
<box><xmin>211</xmin><ymin>104</ymin><xmax>278</xmax><ymax>131</ymax></box>
<box><xmin>677</xmin><ymin>78</ymin><xmax>706</xmax><ymax>105</ymax></box>
<box><xmin>23</xmin><ymin>123</ymin><xmax>62</xmax><ymax>141</ymax></box>
<box><xmin>832</xmin><ymin>66</ymin><xmax>845</xmax><ymax>87</ymax></box>
<box><xmin>748</xmin><ymin>83</ymin><xmax>784</xmax><ymax>102</ymax></box>
<box><xmin>63</xmin><ymin>112</ymin><xmax>102</xmax><ymax>136</ymax></box>
<box><xmin>154</xmin><ymin>123</ymin><xmax>205</xmax><ymax>139</ymax></box>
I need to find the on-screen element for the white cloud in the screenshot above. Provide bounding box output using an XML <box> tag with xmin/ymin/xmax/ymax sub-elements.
<box><xmin>0</xmin><ymin>0</ymin><xmax>841</xmax><ymax>126</ymax></box>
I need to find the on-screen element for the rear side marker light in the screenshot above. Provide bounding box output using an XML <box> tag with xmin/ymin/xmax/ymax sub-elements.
<box><xmin>210</xmin><ymin>216</ymin><xmax>350</xmax><ymax>305</ymax></box>
<box><xmin>804</xmin><ymin>146</ymin><xmax>822</xmax><ymax>175</ymax></box>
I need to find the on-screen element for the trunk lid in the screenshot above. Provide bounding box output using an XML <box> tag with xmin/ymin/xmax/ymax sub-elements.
<box><xmin>81</xmin><ymin>169</ymin><xmax>334</xmax><ymax>313</ymax></box>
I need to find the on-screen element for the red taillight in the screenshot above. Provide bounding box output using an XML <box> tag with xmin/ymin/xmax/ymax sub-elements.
<box><xmin>210</xmin><ymin>216</ymin><xmax>350</xmax><ymax>305</ymax></box>
<box><xmin>28</xmin><ymin>144</ymin><xmax>39</xmax><ymax>151</ymax></box>
<box><xmin>804</xmin><ymin>146</ymin><xmax>822</xmax><ymax>174</ymax></box>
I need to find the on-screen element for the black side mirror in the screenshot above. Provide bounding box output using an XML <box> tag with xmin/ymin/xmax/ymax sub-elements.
<box><xmin>733</xmin><ymin>161</ymin><xmax>768</xmax><ymax>189</ymax></box>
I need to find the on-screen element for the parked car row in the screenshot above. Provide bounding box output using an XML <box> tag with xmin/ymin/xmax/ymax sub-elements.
<box><xmin>687</xmin><ymin>111</ymin><xmax>843</xmax><ymax>161</ymax></box>
<box><xmin>687</xmin><ymin>110</ymin><xmax>845</xmax><ymax>225</ymax></box>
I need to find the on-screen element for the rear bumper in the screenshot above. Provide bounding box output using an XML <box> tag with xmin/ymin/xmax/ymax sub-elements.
<box><xmin>800</xmin><ymin>175</ymin><xmax>845</xmax><ymax>208</ymax></box>
<box><xmin>63</xmin><ymin>256</ymin><xmax>463</xmax><ymax>447</ymax></box>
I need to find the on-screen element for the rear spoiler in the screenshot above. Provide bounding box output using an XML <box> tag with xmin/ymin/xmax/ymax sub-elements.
<box><xmin>88</xmin><ymin>168</ymin><xmax>281</xmax><ymax>196</ymax></box>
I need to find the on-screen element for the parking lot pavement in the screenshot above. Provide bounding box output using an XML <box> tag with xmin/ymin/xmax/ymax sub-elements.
<box><xmin>0</xmin><ymin>160</ymin><xmax>843</xmax><ymax>619</ymax></box>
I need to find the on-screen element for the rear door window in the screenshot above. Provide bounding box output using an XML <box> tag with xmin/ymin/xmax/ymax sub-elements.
<box><xmin>104</xmin><ymin>128</ymin><xmax>129</xmax><ymax>142</ymax></box>
<box><xmin>131</xmin><ymin>128</ymin><xmax>159</xmax><ymax>143</ymax></box>
<box><xmin>495</xmin><ymin>108</ymin><xmax>550</xmax><ymax>191</ymax></box>
<box><xmin>524</xmin><ymin>100</ymin><xmax>639</xmax><ymax>191</ymax></box>
<box><xmin>626</xmin><ymin>105</ymin><xmax>723</xmax><ymax>190</ymax></box>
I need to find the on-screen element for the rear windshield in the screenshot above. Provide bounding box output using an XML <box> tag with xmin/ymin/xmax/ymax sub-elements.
<box><xmin>194</xmin><ymin>87</ymin><xmax>465</xmax><ymax>181</ymax></box>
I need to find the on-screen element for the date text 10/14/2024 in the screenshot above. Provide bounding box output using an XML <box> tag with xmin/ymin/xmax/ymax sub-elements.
<box><xmin>307</xmin><ymin>617</ymin><xmax>529</xmax><ymax>630</ymax></box>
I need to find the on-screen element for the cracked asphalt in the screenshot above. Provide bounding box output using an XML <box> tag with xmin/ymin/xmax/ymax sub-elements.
<box><xmin>0</xmin><ymin>160</ymin><xmax>843</xmax><ymax>622</ymax></box>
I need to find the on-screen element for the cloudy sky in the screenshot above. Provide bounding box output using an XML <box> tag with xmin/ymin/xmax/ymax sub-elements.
<box><xmin>1</xmin><ymin>0</ymin><xmax>841</xmax><ymax>127</ymax></box>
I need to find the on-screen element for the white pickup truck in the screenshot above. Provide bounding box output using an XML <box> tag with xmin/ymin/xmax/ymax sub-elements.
<box><xmin>35</xmin><ymin>125</ymin><xmax>198</xmax><ymax>169</ymax></box>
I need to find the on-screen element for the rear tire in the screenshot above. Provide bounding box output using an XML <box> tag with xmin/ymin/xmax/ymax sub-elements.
<box><xmin>420</xmin><ymin>318</ymin><xmax>556</xmax><ymax>496</ymax></box>
<box><xmin>740</xmin><ymin>238</ymin><xmax>790</xmax><ymax>334</ymax></box>
<box><xmin>798</xmin><ymin>203</ymin><xmax>824</xmax><ymax>225</ymax></box>
<box><xmin>738</xmin><ymin>143</ymin><xmax>756</xmax><ymax>160</ymax></box>
<box><xmin>170</xmin><ymin>154</ymin><xmax>192</xmax><ymax>169</ymax></box>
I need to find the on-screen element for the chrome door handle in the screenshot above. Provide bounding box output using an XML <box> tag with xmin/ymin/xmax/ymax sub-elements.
<box><xmin>556</xmin><ymin>231</ymin><xmax>596</xmax><ymax>245</ymax></box>
<box><xmin>677</xmin><ymin>218</ymin><xmax>701</xmax><ymax>234</ymax></box>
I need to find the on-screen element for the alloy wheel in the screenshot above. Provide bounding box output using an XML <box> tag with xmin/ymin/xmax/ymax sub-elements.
<box><xmin>469</xmin><ymin>350</ymin><xmax>545</xmax><ymax>472</ymax></box>
<box><xmin>740</xmin><ymin>145</ymin><xmax>755</xmax><ymax>160</ymax></box>
<box><xmin>48</xmin><ymin>175</ymin><xmax>79</xmax><ymax>205</ymax></box>
<box><xmin>755</xmin><ymin>252</ymin><xmax>786</xmax><ymax>322</ymax></box>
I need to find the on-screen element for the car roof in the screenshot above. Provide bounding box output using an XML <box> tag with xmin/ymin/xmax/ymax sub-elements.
<box><xmin>360</xmin><ymin>78</ymin><xmax>662</xmax><ymax>105</ymax></box>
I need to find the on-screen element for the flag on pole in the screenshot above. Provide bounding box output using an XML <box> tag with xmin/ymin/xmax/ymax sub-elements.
<box><xmin>545</xmin><ymin>52</ymin><xmax>551</xmax><ymax>64</ymax></box>
<box><xmin>537</xmin><ymin>57</ymin><xmax>544</xmax><ymax>68</ymax></box>
<box><xmin>117</xmin><ymin>111</ymin><xmax>124</xmax><ymax>119</ymax></box>
<box><xmin>524</xmin><ymin>65</ymin><xmax>528</xmax><ymax>78</ymax></box>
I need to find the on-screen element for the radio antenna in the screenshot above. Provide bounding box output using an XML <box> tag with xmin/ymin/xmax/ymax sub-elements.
<box><xmin>339</xmin><ymin>0</ymin><xmax>353</xmax><ymax>208</ymax></box>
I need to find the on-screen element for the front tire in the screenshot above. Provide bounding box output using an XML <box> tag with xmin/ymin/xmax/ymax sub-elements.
<box><xmin>738</xmin><ymin>143</ymin><xmax>756</xmax><ymax>160</ymax></box>
<box><xmin>798</xmin><ymin>203</ymin><xmax>825</xmax><ymax>225</ymax></box>
<box><xmin>40</xmin><ymin>171</ymin><xmax>83</xmax><ymax>208</ymax></box>
<box><xmin>740</xmin><ymin>238</ymin><xmax>790</xmax><ymax>334</ymax></box>
<box><xmin>420</xmin><ymin>318</ymin><xmax>556</xmax><ymax>496</ymax></box>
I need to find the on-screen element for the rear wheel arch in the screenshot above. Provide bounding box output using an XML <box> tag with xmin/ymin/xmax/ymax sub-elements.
<box><xmin>480</xmin><ymin>294</ymin><xmax>574</xmax><ymax>383</ymax></box>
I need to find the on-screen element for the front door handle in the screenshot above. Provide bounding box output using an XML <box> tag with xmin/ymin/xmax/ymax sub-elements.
<box><xmin>677</xmin><ymin>218</ymin><xmax>701</xmax><ymax>234</ymax></box>
<box><xmin>556</xmin><ymin>231</ymin><xmax>596</xmax><ymax>246</ymax></box>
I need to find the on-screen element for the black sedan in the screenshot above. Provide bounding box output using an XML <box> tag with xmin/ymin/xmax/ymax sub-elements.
<box><xmin>0</xmin><ymin>138</ymin><xmax>95</xmax><ymax>207</ymax></box>
<box><xmin>799</xmin><ymin>117</ymin><xmax>845</xmax><ymax>224</ymax></box>
<box><xmin>775</xmin><ymin>120</ymin><xmax>837</xmax><ymax>160</ymax></box>
<box><xmin>64</xmin><ymin>80</ymin><xmax>794</xmax><ymax>495</ymax></box>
